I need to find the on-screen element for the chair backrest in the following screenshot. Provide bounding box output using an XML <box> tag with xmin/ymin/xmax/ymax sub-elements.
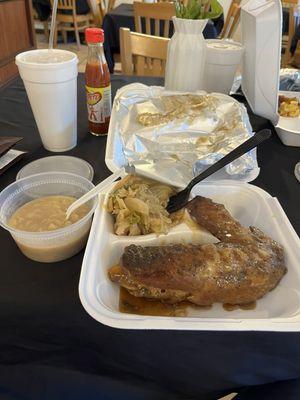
<box><xmin>107</xmin><ymin>0</ymin><xmax>116</xmax><ymax>12</ymax></box>
<box><xmin>287</xmin><ymin>4</ymin><xmax>296</xmax><ymax>37</ymax></box>
<box><xmin>282</xmin><ymin>3</ymin><xmax>297</xmax><ymax>66</ymax></box>
<box><xmin>89</xmin><ymin>0</ymin><xmax>114</xmax><ymax>25</ymax></box>
<box><xmin>133</xmin><ymin>1</ymin><xmax>175</xmax><ymax>38</ymax></box>
<box><xmin>282</xmin><ymin>0</ymin><xmax>298</xmax><ymax>4</ymax></box>
<box><xmin>32</xmin><ymin>8</ymin><xmax>39</xmax><ymax>19</ymax></box>
<box><xmin>58</xmin><ymin>0</ymin><xmax>75</xmax><ymax>10</ymax></box>
<box><xmin>50</xmin><ymin>0</ymin><xmax>75</xmax><ymax>11</ymax></box>
<box><xmin>120</xmin><ymin>27</ymin><xmax>169</xmax><ymax>76</ymax></box>
<box><xmin>89</xmin><ymin>0</ymin><xmax>105</xmax><ymax>26</ymax></box>
<box><xmin>220</xmin><ymin>0</ymin><xmax>241</xmax><ymax>39</ymax></box>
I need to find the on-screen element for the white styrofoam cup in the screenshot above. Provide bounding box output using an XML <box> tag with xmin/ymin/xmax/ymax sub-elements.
<box><xmin>16</xmin><ymin>49</ymin><xmax>78</xmax><ymax>152</ymax></box>
<box><xmin>203</xmin><ymin>39</ymin><xmax>244</xmax><ymax>94</ymax></box>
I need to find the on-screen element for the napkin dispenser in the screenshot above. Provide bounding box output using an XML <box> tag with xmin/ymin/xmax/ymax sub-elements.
<box><xmin>241</xmin><ymin>0</ymin><xmax>282</xmax><ymax>126</ymax></box>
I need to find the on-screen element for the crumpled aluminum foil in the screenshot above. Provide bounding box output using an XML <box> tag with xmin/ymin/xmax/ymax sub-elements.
<box><xmin>113</xmin><ymin>84</ymin><xmax>257</xmax><ymax>186</ymax></box>
<box><xmin>280</xmin><ymin>68</ymin><xmax>300</xmax><ymax>92</ymax></box>
<box><xmin>230</xmin><ymin>74</ymin><xmax>242</xmax><ymax>94</ymax></box>
<box><xmin>230</xmin><ymin>69</ymin><xmax>300</xmax><ymax>94</ymax></box>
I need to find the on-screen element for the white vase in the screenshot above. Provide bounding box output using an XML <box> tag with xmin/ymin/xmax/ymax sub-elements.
<box><xmin>165</xmin><ymin>17</ymin><xmax>208</xmax><ymax>92</ymax></box>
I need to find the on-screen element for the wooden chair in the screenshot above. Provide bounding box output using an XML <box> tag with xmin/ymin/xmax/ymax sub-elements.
<box><xmin>108</xmin><ymin>0</ymin><xmax>116</xmax><ymax>12</ymax></box>
<box><xmin>133</xmin><ymin>1</ymin><xmax>175</xmax><ymax>38</ymax></box>
<box><xmin>120</xmin><ymin>27</ymin><xmax>169</xmax><ymax>76</ymax></box>
<box><xmin>282</xmin><ymin>1</ymin><xmax>300</xmax><ymax>66</ymax></box>
<box><xmin>88</xmin><ymin>0</ymin><xmax>105</xmax><ymax>26</ymax></box>
<box><xmin>88</xmin><ymin>0</ymin><xmax>115</xmax><ymax>27</ymax></box>
<box><xmin>51</xmin><ymin>0</ymin><xmax>91</xmax><ymax>50</ymax></box>
<box><xmin>220</xmin><ymin>0</ymin><xmax>241</xmax><ymax>39</ymax></box>
<box><xmin>32</xmin><ymin>8</ymin><xmax>49</xmax><ymax>41</ymax></box>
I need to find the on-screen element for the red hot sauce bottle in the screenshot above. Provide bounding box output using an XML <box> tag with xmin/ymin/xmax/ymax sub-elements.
<box><xmin>85</xmin><ymin>28</ymin><xmax>111</xmax><ymax>136</ymax></box>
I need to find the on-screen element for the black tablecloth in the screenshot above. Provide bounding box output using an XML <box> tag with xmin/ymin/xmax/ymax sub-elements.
<box><xmin>0</xmin><ymin>74</ymin><xmax>300</xmax><ymax>400</ymax></box>
<box><xmin>102</xmin><ymin>4</ymin><xmax>223</xmax><ymax>73</ymax></box>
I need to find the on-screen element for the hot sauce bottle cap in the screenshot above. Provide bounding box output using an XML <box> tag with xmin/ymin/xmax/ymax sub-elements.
<box><xmin>85</xmin><ymin>28</ymin><xmax>104</xmax><ymax>43</ymax></box>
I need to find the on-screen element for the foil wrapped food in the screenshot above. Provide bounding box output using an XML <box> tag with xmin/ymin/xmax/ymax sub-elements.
<box><xmin>113</xmin><ymin>84</ymin><xmax>257</xmax><ymax>187</ymax></box>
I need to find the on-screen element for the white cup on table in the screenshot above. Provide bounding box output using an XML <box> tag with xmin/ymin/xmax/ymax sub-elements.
<box><xmin>15</xmin><ymin>49</ymin><xmax>78</xmax><ymax>152</ymax></box>
<box><xmin>203</xmin><ymin>39</ymin><xmax>244</xmax><ymax>94</ymax></box>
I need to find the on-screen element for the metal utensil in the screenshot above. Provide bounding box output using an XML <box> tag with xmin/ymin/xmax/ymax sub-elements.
<box><xmin>166</xmin><ymin>129</ymin><xmax>272</xmax><ymax>213</ymax></box>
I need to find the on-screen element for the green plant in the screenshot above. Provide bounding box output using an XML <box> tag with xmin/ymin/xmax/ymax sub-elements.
<box><xmin>174</xmin><ymin>0</ymin><xmax>223</xmax><ymax>20</ymax></box>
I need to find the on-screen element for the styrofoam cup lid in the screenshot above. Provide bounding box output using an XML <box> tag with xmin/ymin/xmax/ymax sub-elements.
<box><xmin>16</xmin><ymin>156</ymin><xmax>94</xmax><ymax>181</ymax></box>
<box><xmin>205</xmin><ymin>39</ymin><xmax>244</xmax><ymax>65</ymax></box>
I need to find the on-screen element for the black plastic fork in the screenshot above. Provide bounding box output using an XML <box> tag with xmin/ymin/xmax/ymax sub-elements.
<box><xmin>166</xmin><ymin>129</ymin><xmax>272</xmax><ymax>213</ymax></box>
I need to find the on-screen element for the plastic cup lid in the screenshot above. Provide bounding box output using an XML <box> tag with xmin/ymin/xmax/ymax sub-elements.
<box><xmin>16</xmin><ymin>156</ymin><xmax>94</xmax><ymax>181</ymax></box>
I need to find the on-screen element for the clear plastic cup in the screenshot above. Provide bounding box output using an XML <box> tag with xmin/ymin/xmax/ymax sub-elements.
<box><xmin>16</xmin><ymin>156</ymin><xmax>94</xmax><ymax>181</ymax></box>
<box><xmin>15</xmin><ymin>49</ymin><xmax>78</xmax><ymax>152</ymax></box>
<box><xmin>0</xmin><ymin>172</ymin><xmax>97</xmax><ymax>263</ymax></box>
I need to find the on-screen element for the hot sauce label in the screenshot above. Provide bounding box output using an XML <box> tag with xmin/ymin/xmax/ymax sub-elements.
<box><xmin>86</xmin><ymin>85</ymin><xmax>111</xmax><ymax>124</ymax></box>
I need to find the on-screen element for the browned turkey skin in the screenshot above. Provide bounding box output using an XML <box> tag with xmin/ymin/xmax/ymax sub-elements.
<box><xmin>109</xmin><ymin>196</ymin><xmax>287</xmax><ymax>306</ymax></box>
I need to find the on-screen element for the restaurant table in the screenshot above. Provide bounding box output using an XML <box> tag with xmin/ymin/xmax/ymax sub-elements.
<box><xmin>102</xmin><ymin>4</ymin><xmax>224</xmax><ymax>73</ymax></box>
<box><xmin>0</xmin><ymin>74</ymin><xmax>300</xmax><ymax>400</ymax></box>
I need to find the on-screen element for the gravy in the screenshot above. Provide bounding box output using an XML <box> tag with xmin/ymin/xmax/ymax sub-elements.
<box><xmin>119</xmin><ymin>288</ymin><xmax>212</xmax><ymax>317</ymax></box>
<box><xmin>223</xmin><ymin>302</ymin><xmax>256</xmax><ymax>311</ymax></box>
<box><xmin>8</xmin><ymin>195</ymin><xmax>91</xmax><ymax>262</ymax></box>
<box><xmin>9</xmin><ymin>195</ymin><xmax>89</xmax><ymax>232</ymax></box>
<box><xmin>119</xmin><ymin>287</ymin><xmax>189</xmax><ymax>317</ymax></box>
<box><xmin>119</xmin><ymin>288</ymin><xmax>256</xmax><ymax>316</ymax></box>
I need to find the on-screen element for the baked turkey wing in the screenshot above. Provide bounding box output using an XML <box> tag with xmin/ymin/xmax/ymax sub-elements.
<box><xmin>109</xmin><ymin>196</ymin><xmax>286</xmax><ymax>305</ymax></box>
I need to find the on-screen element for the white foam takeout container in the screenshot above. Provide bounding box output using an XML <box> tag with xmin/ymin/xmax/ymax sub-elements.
<box><xmin>80</xmin><ymin>0</ymin><xmax>299</xmax><ymax>330</ymax></box>
<box><xmin>276</xmin><ymin>91</ymin><xmax>300</xmax><ymax>147</ymax></box>
<box><xmin>79</xmin><ymin>181</ymin><xmax>300</xmax><ymax>331</ymax></box>
<box><xmin>241</xmin><ymin>0</ymin><xmax>300</xmax><ymax>147</ymax></box>
<box><xmin>241</xmin><ymin>0</ymin><xmax>282</xmax><ymax>127</ymax></box>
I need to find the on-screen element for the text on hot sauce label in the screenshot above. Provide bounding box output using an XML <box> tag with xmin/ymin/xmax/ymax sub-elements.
<box><xmin>86</xmin><ymin>85</ymin><xmax>111</xmax><ymax>123</ymax></box>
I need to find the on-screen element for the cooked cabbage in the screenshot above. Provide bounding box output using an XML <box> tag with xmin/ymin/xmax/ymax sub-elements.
<box><xmin>106</xmin><ymin>175</ymin><xmax>176</xmax><ymax>236</ymax></box>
